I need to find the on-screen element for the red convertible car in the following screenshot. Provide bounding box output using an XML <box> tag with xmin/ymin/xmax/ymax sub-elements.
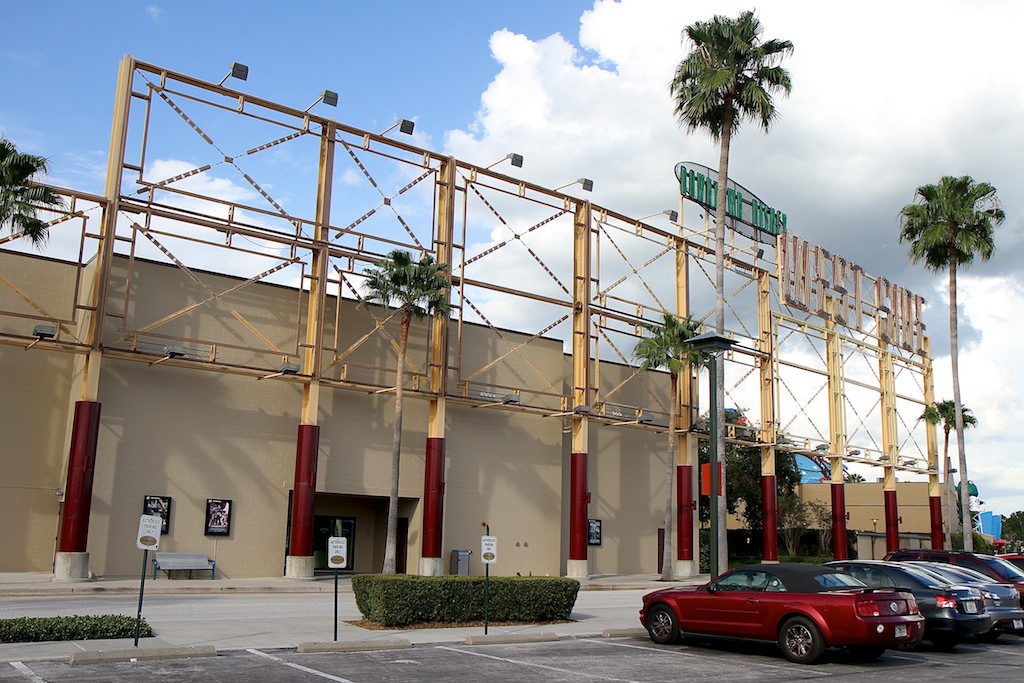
<box><xmin>639</xmin><ymin>564</ymin><xmax>924</xmax><ymax>663</ymax></box>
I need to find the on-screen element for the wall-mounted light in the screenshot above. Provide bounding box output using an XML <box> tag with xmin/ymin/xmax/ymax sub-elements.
<box><xmin>25</xmin><ymin>323</ymin><xmax>57</xmax><ymax>350</ymax></box>
<box><xmin>259</xmin><ymin>362</ymin><xmax>301</xmax><ymax>380</ymax></box>
<box><xmin>218</xmin><ymin>62</ymin><xmax>249</xmax><ymax>87</ymax></box>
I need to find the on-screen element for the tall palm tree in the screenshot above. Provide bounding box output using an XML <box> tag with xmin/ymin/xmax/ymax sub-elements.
<box><xmin>900</xmin><ymin>176</ymin><xmax>1003</xmax><ymax>551</ymax></box>
<box><xmin>1</xmin><ymin>137</ymin><xmax>65</xmax><ymax>248</ymax></box>
<box><xmin>634</xmin><ymin>313</ymin><xmax>707</xmax><ymax>581</ymax></box>
<box><xmin>669</xmin><ymin>10</ymin><xmax>793</xmax><ymax>569</ymax></box>
<box><xmin>920</xmin><ymin>400</ymin><xmax>977</xmax><ymax>547</ymax></box>
<box><xmin>362</xmin><ymin>249</ymin><xmax>451</xmax><ymax>574</ymax></box>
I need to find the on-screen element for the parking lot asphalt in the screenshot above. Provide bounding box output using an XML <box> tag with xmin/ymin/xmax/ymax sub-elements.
<box><xmin>0</xmin><ymin>571</ymin><xmax>700</xmax><ymax>664</ymax></box>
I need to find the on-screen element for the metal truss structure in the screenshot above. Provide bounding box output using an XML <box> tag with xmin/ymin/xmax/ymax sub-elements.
<box><xmin>0</xmin><ymin>56</ymin><xmax>941</xmax><ymax>577</ymax></box>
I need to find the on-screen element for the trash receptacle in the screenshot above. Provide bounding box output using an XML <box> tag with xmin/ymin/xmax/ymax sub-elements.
<box><xmin>450</xmin><ymin>549</ymin><xmax>472</xmax><ymax>575</ymax></box>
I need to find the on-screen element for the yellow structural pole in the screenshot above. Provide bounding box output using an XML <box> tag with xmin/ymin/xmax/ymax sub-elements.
<box><xmin>825</xmin><ymin>296</ymin><xmax>849</xmax><ymax>558</ymax></box>
<box><xmin>675</xmin><ymin>233</ymin><xmax>698</xmax><ymax>577</ymax></box>
<box><xmin>567</xmin><ymin>200</ymin><xmax>592</xmax><ymax>579</ymax></box>
<box><xmin>879</xmin><ymin>344</ymin><xmax>900</xmax><ymax>553</ymax></box>
<box><xmin>923</xmin><ymin>338</ymin><xmax>943</xmax><ymax>548</ymax></box>
<box><xmin>758</xmin><ymin>269</ymin><xmax>779</xmax><ymax>562</ymax></box>
<box><xmin>285</xmin><ymin>119</ymin><xmax>333</xmax><ymax>578</ymax></box>
<box><xmin>420</xmin><ymin>157</ymin><xmax>456</xmax><ymax>575</ymax></box>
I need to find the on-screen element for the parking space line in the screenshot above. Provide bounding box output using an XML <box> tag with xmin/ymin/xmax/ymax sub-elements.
<box><xmin>436</xmin><ymin>645</ymin><xmax>640</xmax><ymax>682</ymax></box>
<box><xmin>580</xmin><ymin>639</ymin><xmax>831</xmax><ymax>676</ymax></box>
<box><xmin>247</xmin><ymin>648</ymin><xmax>354</xmax><ymax>682</ymax></box>
<box><xmin>8</xmin><ymin>662</ymin><xmax>46</xmax><ymax>683</ymax></box>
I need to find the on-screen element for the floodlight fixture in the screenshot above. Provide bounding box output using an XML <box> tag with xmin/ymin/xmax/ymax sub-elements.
<box><xmin>259</xmin><ymin>361</ymin><xmax>302</xmax><ymax>380</ymax></box>
<box><xmin>637</xmin><ymin>209</ymin><xmax>679</xmax><ymax>223</ymax></box>
<box><xmin>218</xmin><ymin>62</ymin><xmax>249</xmax><ymax>86</ymax></box>
<box><xmin>32</xmin><ymin>324</ymin><xmax>56</xmax><ymax>340</ymax></box>
<box><xmin>847</xmin><ymin>449</ymin><xmax>862</xmax><ymax>456</ymax></box>
<box><xmin>305</xmin><ymin>89</ymin><xmax>339</xmax><ymax>112</ymax></box>
<box><xmin>573</xmin><ymin>404</ymin><xmax>592</xmax><ymax>415</ymax></box>
<box><xmin>554</xmin><ymin>178</ymin><xmax>594</xmax><ymax>193</ymax></box>
<box><xmin>486</xmin><ymin>153</ymin><xmax>525</xmax><ymax>170</ymax></box>
<box><xmin>380</xmin><ymin>118</ymin><xmax>416</xmax><ymax>136</ymax></box>
<box><xmin>814</xmin><ymin>443</ymin><xmax>829</xmax><ymax>452</ymax></box>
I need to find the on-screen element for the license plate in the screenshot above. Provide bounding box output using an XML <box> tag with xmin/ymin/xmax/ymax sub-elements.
<box><xmin>895</xmin><ymin>624</ymin><xmax>908</xmax><ymax>638</ymax></box>
<box><xmin>963</xmin><ymin>601</ymin><xmax>978</xmax><ymax>614</ymax></box>
<box><xmin>1014</xmin><ymin>619</ymin><xmax>1023</xmax><ymax>630</ymax></box>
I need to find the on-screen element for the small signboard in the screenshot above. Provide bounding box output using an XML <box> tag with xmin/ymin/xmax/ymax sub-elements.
<box><xmin>481</xmin><ymin>535</ymin><xmax>497</xmax><ymax>564</ymax></box>
<box><xmin>136</xmin><ymin>514</ymin><xmax>162</xmax><ymax>551</ymax></box>
<box><xmin>327</xmin><ymin>536</ymin><xmax>348</xmax><ymax>569</ymax></box>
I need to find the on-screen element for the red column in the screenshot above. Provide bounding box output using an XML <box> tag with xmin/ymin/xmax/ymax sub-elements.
<box><xmin>569</xmin><ymin>452</ymin><xmax>588</xmax><ymax>561</ymax></box>
<box><xmin>422</xmin><ymin>437</ymin><xmax>445</xmax><ymax>559</ymax></box>
<box><xmin>58</xmin><ymin>401</ymin><xmax>102</xmax><ymax>552</ymax></box>
<box><xmin>676</xmin><ymin>465</ymin><xmax>693</xmax><ymax>561</ymax></box>
<box><xmin>884</xmin><ymin>489</ymin><xmax>900</xmax><ymax>552</ymax></box>
<box><xmin>761</xmin><ymin>475</ymin><xmax>778</xmax><ymax>561</ymax></box>
<box><xmin>929</xmin><ymin>496</ymin><xmax>943</xmax><ymax>549</ymax></box>
<box><xmin>830</xmin><ymin>483</ymin><xmax>848</xmax><ymax>560</ymax></box>
<box><xmin>287</xmin><ymin>424</ymin><xmax>320</xmax><ymax>557</ymax></box>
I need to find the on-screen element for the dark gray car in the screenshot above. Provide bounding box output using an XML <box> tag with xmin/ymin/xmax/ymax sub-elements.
<box><xmin>827</xmin><ymin>560</ymin><xmax>992</xmax><ymax>650</ymax></box>
<box><xmin>902</xmin><ymin>561</ymin><xmax>1024</xmax><ymax>642</ymax></box>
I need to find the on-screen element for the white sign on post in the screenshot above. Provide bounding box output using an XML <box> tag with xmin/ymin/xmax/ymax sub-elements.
<box><xmin>481</xmin><ymin>535</ymin><xmax>497</xmax><ymax>564</ymax></box>
<box><xmin>137</xmin><ymin>514</ymin><xmax>162</xmax><ymax>551</ymax></box>
<box><xmin>327</xmin><ymin>536</ymin><xmax>348</xmax><ymax>569</ymax></box>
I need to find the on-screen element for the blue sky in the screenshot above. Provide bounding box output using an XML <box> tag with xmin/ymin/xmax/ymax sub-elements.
<box><xmin>3</xmin><ymin>0</ymin><xmax>1024</xmax><ymax>518</ymax></box>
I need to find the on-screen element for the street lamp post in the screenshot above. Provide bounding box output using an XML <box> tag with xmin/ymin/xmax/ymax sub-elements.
<box><xmin>687</xmin><ymin>331</ymin><xmax>736</xmax><ymax>578</ymax></box>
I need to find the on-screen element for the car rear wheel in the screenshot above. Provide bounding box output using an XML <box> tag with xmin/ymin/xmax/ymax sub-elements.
<box><xmin>779</xmin><ymin>616</ymin><xmax>826</xmax><ymax>664</ymax></box>
<box><xmin>645</xmin><ymin>604</ymin><xmax>681</xmax><ymax>644</ymax></box>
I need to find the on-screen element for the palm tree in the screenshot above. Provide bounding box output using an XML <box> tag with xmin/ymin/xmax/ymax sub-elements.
<box><xmin>900</xmin><ymin>176</ymin><xmax>1003</xmax><ymax>551</ymax></box>
<box><xmin>920</xmin><ymin>400</ymin><xmax>977</xmax><ymax>546</ymax></box>
<box><xmin>362</xmin><ymin>249</ymin><xmax>451</xmax><ymax>574</ymax></box>
<box><xmin>634</xmin><ymin>313</ymin><xmax>707</xmax><ymax>580</ymax></box>
<box><xmin>669</xmin><ymin>10</ymin><xmax>793</xmax><ymax>569</ymax></box>
<box><xmin>1</xmin><ymin>137</ymin><xmax>65</xmax><ymax>248</ymax></box>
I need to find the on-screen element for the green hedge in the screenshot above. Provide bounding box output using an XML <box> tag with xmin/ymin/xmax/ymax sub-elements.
<box><xmin>0</xmin><ymin>614</ymin><xmax>151</xmax><ymax>644</ymax></box>
<box><xmin>352</xmin><ymin>575</ymin><xmax>579</xmax><ymax>627</ymax></box>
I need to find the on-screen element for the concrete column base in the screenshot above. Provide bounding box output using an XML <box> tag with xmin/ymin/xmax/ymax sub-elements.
<box><xmin>673</xmin><ymin>559</ymin><xmax>698</xmax><ymax>579</ymax></box>
<box><xmin>419</xmin><ymin>557</ymin><xmax>444</xmax><ymax>576</ymax></box>
<box><xmin>566</xmin><ymin>559</ymin><xmax>589</xmax><ymax>579</ymax></box>
<box><xmin>285</xmin><ymin>555</ymin><xmax>315</xmax><ymax>579</ymax></box>
<box><xmin>53</xmin><ymin>552</ymin><xmax>91</xmax><ymax>582</ymax></box>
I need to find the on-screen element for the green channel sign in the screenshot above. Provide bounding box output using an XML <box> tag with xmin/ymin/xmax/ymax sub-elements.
<box><xmin>674</xmin><ymin>162</ymin><xmax>787</xmax><ymax>243</ymax></box>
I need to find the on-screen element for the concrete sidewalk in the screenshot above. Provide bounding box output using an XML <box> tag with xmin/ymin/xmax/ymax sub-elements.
<box><xmin>0</xmin><ymin>571</ymin><xmax>708</xmax><ymax>664</ymax></box>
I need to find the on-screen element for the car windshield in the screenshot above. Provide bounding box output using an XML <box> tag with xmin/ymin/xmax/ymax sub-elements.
<box><xmin>897</xmin><ymin>563</ymin><xmax>951</xmax><ymax>587</ymax></box>
<box><xmin>813</xmin><ymin>572</ymin><xmax>865</xmax><ymax>589</ymax></box>
<box><xmin>987</xmin><ymin>556</ymin><xmax>1024</xmax><ymax>581</ymax></box>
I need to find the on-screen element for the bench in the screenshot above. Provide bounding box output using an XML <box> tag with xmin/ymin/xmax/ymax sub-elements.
<box><xmin>152</xmin><ymin>552</ymin><xmax>216</xmax><ymax>580</ymax></box>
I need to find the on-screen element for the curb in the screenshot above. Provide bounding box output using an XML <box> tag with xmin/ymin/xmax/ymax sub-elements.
<box><xmin>297</xmin><ymin>639</ymin><xmax>412</xmax><ymax>653</ymax></box>
<box><xmin>463</xmin><ymin>632</ymin><xmax>560</xmax><ymax>645</ymax></box>
<box><xmin>68</xmin><ymin>645</ymin><xmax>217</xmax><ymax>665</ymax></box>
<box><xmin>602</xmin><ymin>628</ymin><xmax>646</xmax><ymax>638</ymax></box>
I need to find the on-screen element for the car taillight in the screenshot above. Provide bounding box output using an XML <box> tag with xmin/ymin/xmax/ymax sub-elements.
<box><xmin>935</xmin><ymin>594</ymin><xmax>957</xmax><ymax>609</ymax></box>
<box><xmin>856</xmin><ymin>600</ymin><xmax>881</xmax><ymax>617</ymax></box>
<box><xmin>907</xmin><ymin>596</ymin><xmax>920</xmax><ymax>614</ymax></box>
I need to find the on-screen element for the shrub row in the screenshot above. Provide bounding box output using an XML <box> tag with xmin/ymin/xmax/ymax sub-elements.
<box><xmin>0</xmin><ymin>614</ymin><xmax>151</xmax><ymax>644</ymax></box>
<box><xmin>352</xmin><ymin>575</ymin><xmax>580</xmax><ymax>627</ymax></box>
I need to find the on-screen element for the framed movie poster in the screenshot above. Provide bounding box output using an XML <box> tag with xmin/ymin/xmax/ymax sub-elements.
<box><xmin>588</xmin><ymin>519</ymin><xmax>602</xmax><ymax>546</ymax></box>
<box><xmin>143</xmin><ymin>495</ymin><xmax>172</xmax><ymax>534</ymax></box>
<box><xmin>205</xmin><ymin>498</ymin><xmax>232</xmax><ymax>536</ymax></box>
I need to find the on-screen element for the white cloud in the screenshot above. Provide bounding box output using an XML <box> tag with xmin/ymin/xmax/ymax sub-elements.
<box><xmin>146</xmin><ymin>5</ymin><xmax>165</xmax><ymax>23</ymax></box>
<box><xmin>442</xmin><ymin>0</ymin><xmax>1024</xmax><ymax>517</ymax></box>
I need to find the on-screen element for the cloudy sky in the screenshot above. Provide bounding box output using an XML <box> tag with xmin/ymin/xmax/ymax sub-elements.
<box><xmin>3</xmin><ymin>0</ymin><xmax>1022</xmax><ymax>517</ymax></box>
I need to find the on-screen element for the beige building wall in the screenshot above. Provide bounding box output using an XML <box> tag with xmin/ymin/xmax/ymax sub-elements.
<box><xmin>801</xmin><ymin>481</ymin><xmax>933</xmax><ymax>534</ymax></box>
<box><xmin>1</xmin><ymin>251</ymin><xmax>940</xmax><ymax>578</ymax></box>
